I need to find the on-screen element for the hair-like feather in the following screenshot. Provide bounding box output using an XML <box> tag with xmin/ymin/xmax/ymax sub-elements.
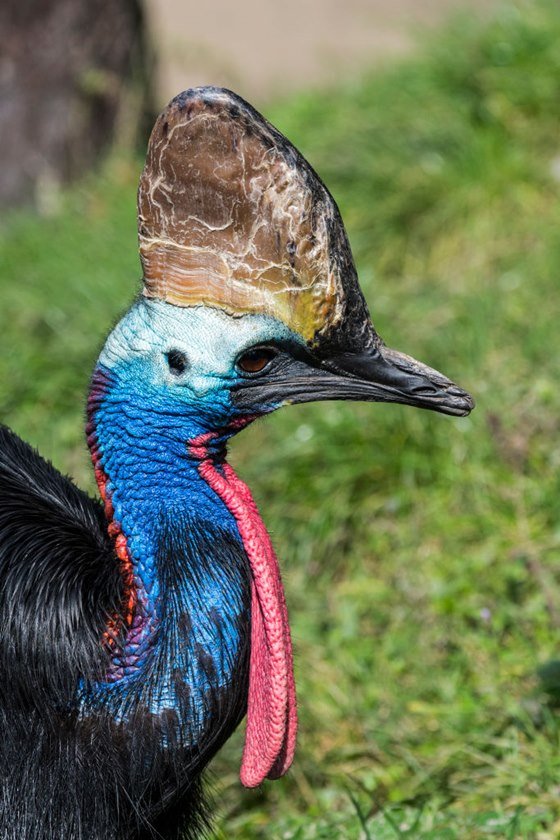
<box><xmin>0</xmin><ymin>424</ymin><xmax>119</xmax><ymax>704</ymax></box>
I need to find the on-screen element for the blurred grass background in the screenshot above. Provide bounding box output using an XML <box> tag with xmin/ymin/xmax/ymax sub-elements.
<box><xmin>2</xmin><ymin>1</ymin><xmax>560</xmax><ymax>836</ymax></box>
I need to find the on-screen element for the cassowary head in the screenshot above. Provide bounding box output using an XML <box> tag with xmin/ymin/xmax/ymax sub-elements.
<box><xmin>97</xmin><ymin>87</ymin><xmax>472</xmax><ymax>445</ymax></box>
<box><xmin>88</xmin><ymin>87</ymin><xmax>473</xmax><ymax>792</ymax></box>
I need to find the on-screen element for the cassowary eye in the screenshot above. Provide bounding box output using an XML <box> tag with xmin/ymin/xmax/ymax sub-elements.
<box><xmin>166</xmin><ymin>349</ymin><xmax>188</xmax><ymax>375</ymax></box>
<box><xmin>237</xmin><ymin>347</ymin><xmax>278</xmax><ymax>375</ymax></box>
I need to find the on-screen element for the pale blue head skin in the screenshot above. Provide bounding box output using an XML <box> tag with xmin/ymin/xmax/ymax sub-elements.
<box><xmin>97</xmin><ymin>298</ymin><xmax>302</xmax><ymax>435</ymax></box>
<box><xmin>83</xmin><ymin>299</ymin><xmax>304</xmax><ymax>729</ymax></box>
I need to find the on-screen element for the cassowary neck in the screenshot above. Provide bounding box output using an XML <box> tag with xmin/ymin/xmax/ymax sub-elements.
<box><xmin>85</xmin><ymin>363</ymin><xmax>297</xmax><ymax>787</ymax></box>
<box><xmin>84</xmin><ymin>366</ymin><xmax>250</xmax><ymax>743</ymax></box>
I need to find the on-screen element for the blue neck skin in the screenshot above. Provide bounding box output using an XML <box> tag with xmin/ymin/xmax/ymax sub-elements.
<box><xmin>84</xmin><ymin>365</ymin><xmax>249</xmax><ymax>737</ymax></box>
<box><xmin>80</xmin><ymin>300</ymin><xmax>301</xmax><ymax>739</ymax></box>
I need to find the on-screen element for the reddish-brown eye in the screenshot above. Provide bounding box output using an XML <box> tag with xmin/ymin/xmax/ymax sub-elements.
<box><xmin>237</xmin><ymin>347</ymin><xmax>277</xmax><ymax>374</ymax></box>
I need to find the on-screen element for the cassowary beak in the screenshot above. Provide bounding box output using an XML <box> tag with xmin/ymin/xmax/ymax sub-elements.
<box><xmin>309</xmin><ymin>344</ymin><xmax>474</xmax><ymax>416</ymax></box>
<box><xmin>233</xmin><ymin>341</ymin><xmax>474</xmax><ymax>417</ymax></box>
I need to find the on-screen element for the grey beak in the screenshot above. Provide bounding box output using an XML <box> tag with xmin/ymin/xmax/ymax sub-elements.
<box><xmin>318</xmin><ymin>344</ymin><xmax>475</xmax><ymax>417</ymax></box>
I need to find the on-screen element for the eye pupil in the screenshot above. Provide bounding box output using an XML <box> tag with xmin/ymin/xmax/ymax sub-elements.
<box><xmin>166</xmin><ymin>349</ymin><xmax>188</xmax><ymax>375</ymax></box>
<box><xmin>237</xmin><ymin>347</ymin><xmax>277</xmax><ymax>374</ymax></box>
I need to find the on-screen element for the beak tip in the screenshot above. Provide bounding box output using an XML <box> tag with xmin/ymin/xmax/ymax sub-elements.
<box><xmin>444</xmin><ymin>390</ymin><xmax>475</xmax><ymax>417</ymax></box>
<box><xmin>465</xmin><ymin>394</ymin><xmax>476</xmax><ymax>414</ymax></box>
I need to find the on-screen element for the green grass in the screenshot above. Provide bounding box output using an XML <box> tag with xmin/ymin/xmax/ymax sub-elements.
<box><xmin>2</xmin><ymin>1</ymin><xmax>560</xmax><ymax>836</ymax></box>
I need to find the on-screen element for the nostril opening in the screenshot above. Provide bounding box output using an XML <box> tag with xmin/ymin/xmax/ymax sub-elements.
<box><xmin>405</xmin><ymin>376</ymin><xmax>438</xmax><ymax>396</ymax></box>
<box><xmin>411</xmin><ymin>383</ymin><xmax>438</xmax><ymax>396</ymax></box>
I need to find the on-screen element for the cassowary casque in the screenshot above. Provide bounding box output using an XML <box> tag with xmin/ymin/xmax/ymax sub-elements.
<box><xmin>0</xmin><ymin>87</ymin><xmax>474</xmax><ymax>839</ymax></box>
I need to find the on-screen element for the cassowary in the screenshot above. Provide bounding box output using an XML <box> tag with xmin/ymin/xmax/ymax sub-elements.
<box><xmin>0</xmin><ymin>88</ymin><xmax>474</xmax><ymax>839</ymax></box>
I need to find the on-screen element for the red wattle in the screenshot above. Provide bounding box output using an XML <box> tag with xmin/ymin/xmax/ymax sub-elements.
<box><xmin>194</xmin><ymin>449</ymin><xmax>297</xmax><ymax>788</ymax></box>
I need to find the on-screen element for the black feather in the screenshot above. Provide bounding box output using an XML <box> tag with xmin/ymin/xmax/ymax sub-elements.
<box><xmin>0</xmin><ymin>424</ymin><xmax>119</xmax><ymax>705</ymax></box>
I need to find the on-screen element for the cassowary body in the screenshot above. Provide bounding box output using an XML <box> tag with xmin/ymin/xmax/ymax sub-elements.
<box><xmin>0</xmin><ymin>88</ymin><xmax>473</xmax><ymax>839</ymax></box>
